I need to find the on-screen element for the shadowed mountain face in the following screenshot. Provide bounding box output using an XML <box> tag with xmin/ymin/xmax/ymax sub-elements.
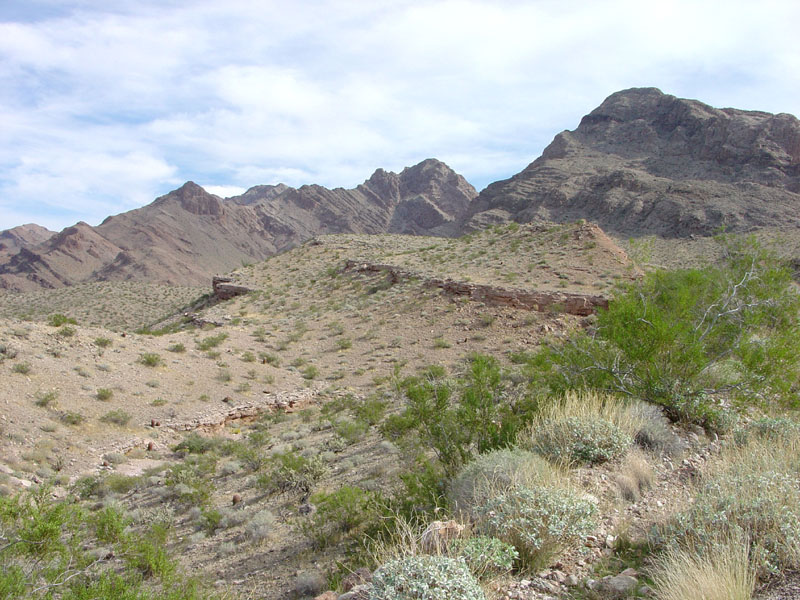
<box><xmin>0</xmin><ymin>159</ymin><xmax>476</xmax><ymax>292</ymax></box>
<box><xmin>464</xmin><ymin>87</ymin><xmax>800</xmax><ymax>237</ymax></box>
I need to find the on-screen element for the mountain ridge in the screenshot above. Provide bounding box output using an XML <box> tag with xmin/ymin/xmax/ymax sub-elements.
<box><xmin>0</xmin><ymin>159</ymin><xmax>476</xmax><ymax>292</ymax></box>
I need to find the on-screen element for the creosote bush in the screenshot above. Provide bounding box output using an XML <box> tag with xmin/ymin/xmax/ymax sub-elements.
<box><xmin>526</xmin><ymin>237</ymin><xmax>800</xmax><ymax>429</ymax></box>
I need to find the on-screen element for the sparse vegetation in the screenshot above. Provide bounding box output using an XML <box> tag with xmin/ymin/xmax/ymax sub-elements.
<box><xmin>138</xmin><ymin>352</ymin><xmax>163</xmax><ymax>367</ymax></box>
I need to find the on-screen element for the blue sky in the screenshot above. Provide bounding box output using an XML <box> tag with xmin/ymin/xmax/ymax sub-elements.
<box><xmin>1</xmin><ymin>0</ymin><xmax>799</xmax><ymax>232</ymax></box>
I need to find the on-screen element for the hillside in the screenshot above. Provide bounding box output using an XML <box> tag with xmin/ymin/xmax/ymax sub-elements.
<box><xmin>0</xmin><ymin>159</ymin><xmax>476</xmax><ymax>292</ymax></box>
<box><xmin>464</xmin><ymin>87</ymin><xmax>800</xmax><ymax>238</ymax></box>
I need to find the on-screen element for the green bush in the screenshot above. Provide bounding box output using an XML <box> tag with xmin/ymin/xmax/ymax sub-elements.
<box><xmin>96</xmin><ymin>388</ymin><xmax>114</xmax><ymax>401</ymax></box>
<box><xmin>370</xmin><ymin>556</ymin><xmax>485</xmax><ymax>600</ymax></box>
<box><xmin>167</xmin><ymin>342</ymin><xmax>186</xmax><ymax>353</ymax></box>
<box><xmin>12</xmin><ymin>362</ymin><xmax>31</xmax><ymax>375</ymax></box>
<box><xmin>258</xmin><ymin>451</ymin><xmax>326</xmax><ymax>496</ymax></box>
<box><xmin>138</xmin><ymin>353</ymin><xmax>163</xmax><ymax>367</ymax></box>
<box><xmin>527</xmin><ymin>237</ymin><xmax>800</xmax><ymax>429</ymax></box>
<box><xmin>47</xmin><ymin>313</ymin><xmax>77</xmax><ymax>327</ymax></box>
<box><xmin>476</xmin><ymin>485</ymin><xmax>597</xmax><ymax>571</ymax></box>
<box><xmin>454</xmin><ymin>535</ymin><xmax>518</xmax><ymax>580</ymax></box>
<box><xmin>385</xmin><ymin>355</ymin><xmax>538</xmax><ymax>477</ymax></box>
<box><xmin>94</xmin><ymin>336</ymin><xmax>113</xmax><ymax>348</ymax></box>
<box><xmin>299</xmin><ymin>486</ymin><xmax>379</xmax><ymax>548</ymax></box>
<box><xmin>34</xmin><ymin>389</ymin><xmax>58</xmax><ymax>408</ymax></box>
<box><xmin>100</xmin><ymin>410</ymin><xmax>131</xmax><ymax>426</ymax></box>
<box><xmin>734</xmin><ymin>416</ymin><xmax>800</xmax><ymax>445</ymax></box>
<box><xmin>196</xmin><ymin>332</ymin><xmax>228</xmax><ymax>351</ymax></box>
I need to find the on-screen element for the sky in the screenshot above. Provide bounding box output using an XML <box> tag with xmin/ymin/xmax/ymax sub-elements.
<box><xmin>1</xmin><ymin>0</ymin><xmax>799</xmax><ymax>232</ymax></box>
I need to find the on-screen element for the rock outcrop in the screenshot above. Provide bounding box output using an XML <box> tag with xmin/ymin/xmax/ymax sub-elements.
<box><xmin>464</xmin><ymin>87</ymin><xmax>800</xmax><ymax>237</ymax></box>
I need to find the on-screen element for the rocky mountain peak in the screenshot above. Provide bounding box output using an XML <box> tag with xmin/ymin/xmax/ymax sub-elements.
<box><xmin>464</xmin><ymin>89</ymin><xmax>800</xmax><ymax>237</ymax></box>
<box><xmin>155</xmin><ymin>181</ymin><xmax>225</xmax><ymax>216</ymax></box>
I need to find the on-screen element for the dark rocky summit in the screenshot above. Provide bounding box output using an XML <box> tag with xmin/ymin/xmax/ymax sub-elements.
<box><xmin>464</xmin><ymin>87</ymin><xmax>800</xmax><ymax>237</ymax></box>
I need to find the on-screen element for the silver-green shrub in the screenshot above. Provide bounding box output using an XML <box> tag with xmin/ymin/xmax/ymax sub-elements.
<box><xmin>530</xmin><ymin>416</ymin><xmax>631</xmax><ymax>465</ymax></box>
<box><xmin>453</xmin><ymin>535</ymin><xmax>518</xmax><ymax>579</ymax></box>
<box><xmin>448</xmin><ymin>448</ymin><xmax>560</xmax><ymax>518</ymax></box>
<box><xmin>370</xmin><ymin>556</ymin><xmax>485</xmax><ymax>600</ymax></box>
<box><xmin>476</xmin><ymin>485</ymin><xmax>597</xmax><ymax>570</ymax></box>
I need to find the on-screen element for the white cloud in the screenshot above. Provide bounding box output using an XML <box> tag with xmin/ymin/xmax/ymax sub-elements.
<box><xmin>1</xmin><ymin>0</ymin><xmax>799</xmax><ymax>230</ymax></box>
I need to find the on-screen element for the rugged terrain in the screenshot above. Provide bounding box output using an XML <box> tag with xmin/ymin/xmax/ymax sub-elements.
<box><xmin>465</xmin><ymin>87</ymin><xmax>800</xmax><ymax>238</ymax></box>
<box><xmin>0</xmin><ymin>159</ymin><xmax>476</xmax><ymax>292</ymax></box>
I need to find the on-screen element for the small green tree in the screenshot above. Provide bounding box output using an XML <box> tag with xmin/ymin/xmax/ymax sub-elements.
<box><xmin>530</xmin><ymin>236</ymin><xmax>800</xmax><ymax>428</ymax></box>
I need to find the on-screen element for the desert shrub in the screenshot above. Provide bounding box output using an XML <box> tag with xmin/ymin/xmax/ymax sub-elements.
<box><xmin>615</xmin><ymin>449</ymin><xmax>655</xmax><ymax>502</ymax></box>
<box><xmin>651</xmin><ymin>537</ymin><xmax>755</xmax><ymax>600</ymax></box>
<box><xmin>164</xmin><ymin>455</ymin><xmax>217</xmax><ymax>504</ymax></box>
<box><xmin>353</xmin><ymin>396</ymin><xmax>388</xmax><ymax>426</ymax></box>
<box><xmin>0</xmin><ymin>487</ymin><xmax>209</xmax><ymax>599</ymax></box>
<box><xmin>12</xmin><ymin>362</ymin><xmax>31</xmax><ymax>374</ymax></box>
<box><xmin>93</xmin><ymin>505</ymin><xmax>131</xmax><ymax>543</ymax></box>
<box><xmin>475</xmin><ymin>485</ymin><xmax>597</xmax><ymax>571</ymax></box>
<box><xmin>167</xmin><ymin>342</ymin><xmax>186</xmax><ymax>353</ymax></box>
<box><xmin>94</xmin><ymin>336</ymin><xmax>112</xmax><ymax>348</ymax></box>
<box><xmin>524</xmin><ymin>392</ymin><xmax>636</xmax><ymax>465</ymax></box>
<box><xmin>299</xmin><ymin>486</ymin><xmax>380</xmax><ymax>549</ymax></box>
<box><xmin>96</xmin><ymin>388</ymin><xmax>114</xmax><ymax>401</ymax></box>
<box><xmin>138</xmin><ymin>352</ymin><xmax>163</xmax><ymax>367</ymax></box>
<box><xmin>447</xmin><ymin>448</ymin><xmax>563</xmax><ymax>519</ymax></box>
<box><xmin>258</xmin><ymin>451</ymin><xmax>326</xmax><ymax>496</ymax></box>
<box><xmin>100</xmin><ymin>410</ymin><xmax>131</xmax><ymax>426</ymax></box>
<box><xmin>657</xmin><ymin>436</ymin><xmax>800</xmax><ymax>579</ymax></box>
<box><xmin>630</xmin><ymin>402</ymin><xmax>684</xmax><ymax>456</ymax></box>
<box><xmin>302</xmin><ymin>364</ymin><xmax>319</xmax><ymax>380</ymax></box>
<box><xmin>34</xmin><ymin>389</ymin><xmax>58</xmax><ymax>408</ymax></box>
<box><xmin>47</xmin><ymin>313</ymin><xmax>77</xmax><ymax>327</ymax></box>
<box><xmin>57</xmin><ymin>325</ymin><xmax>76</xmax><ymax>337</ymax></box>
<box><xmin>335</xmin><ymin>338</ymin><xmax>352</xmax><ymax>351</ymax></box>
<box><xmin>196</xmin><ymin>332</ymin><xmax>228</xmax><ymax>351</ymax></box>
<box><xmin>385</xmin><ymin>354</ymin><xmax>538</xmax><ymax>477</ymax></box>
<box><xmin>526</xmin><ymin>237</ymin><xmax>800</xmax><ymax>429</ymax></box>
<box><xmin>60</xmin><ymin>411</ymin><xmax>84</xmax><ymax>425</ymax></box>
<box><xmin>245</xmin><ymin>510</ymin><xmax>276</xmax><ymax>543</ymax></box>
<box><xmin>370</xmin><ymin>556</ymin><xmax>485</xmax><ymax>600</ymax></box>
<box><xmin>531</xmin><ymin>416</ymin><xmax>630</xmax><ymax>465</ymax></box>
<box><xmin>453</xmin><ymin>535</ymin><xmax>518</xmax><ymax>580</ymax></box>
<box><xmin>260</xmin><ymin>352</ymin><xmax>280</xmax><ymax>366</ymax></box>
<box><xmin>734</xmin><ymin>416</ymin><xmax>800</xmax><ymax>445</ymax></box>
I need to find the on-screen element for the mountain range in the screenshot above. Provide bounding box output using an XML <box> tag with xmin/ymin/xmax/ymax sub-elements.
<box><xmin>2</xmin><ymin>87</ymin><xmax>799</xmax><ymax>292</ymax></box>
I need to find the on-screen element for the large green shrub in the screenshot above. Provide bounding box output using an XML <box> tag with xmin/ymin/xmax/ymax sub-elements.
<box><xmin>383</xmin><ymin>355</ymin><xmax>538</xmax><ymax>477</ymax></box>
<box><xmin>370</xmin><ymin>556</ymin><xmax>485</xmax><ymax>600</ymax></box>
<box><xmin>528</xmin><ymin>237</ymin><xmax>800</xmax><ymax>428</ymax></box>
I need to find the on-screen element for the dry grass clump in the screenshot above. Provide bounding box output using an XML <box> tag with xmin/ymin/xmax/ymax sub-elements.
<box><xmin>659</xmin><ymin>434</ymin><xmax>800</xmax><ymax>580</ymax></box>
<box><xmin>615</xmin><ymin>449</ymin><xmax>655</xmax><ymax>503</ymax></box>
<box><xmin>651</xmin><ymin>536</ymin><xmax>755</xmax><ymax>600</ymax></box>
<box><xmin>523</xmin><ymin>391</ymin><xmax>645</xmax><ymax>466</ymax></box>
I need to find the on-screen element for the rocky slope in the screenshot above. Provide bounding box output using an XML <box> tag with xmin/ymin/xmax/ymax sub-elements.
<box><xmin>0</xmin><ymin>159</ymin><xmax>476</xmax><ymax>291</ymax></box>
<box><xmin>464</xmin><ymin>87</ymin><xmax>800</xmax><ymax>237</ymax></box>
